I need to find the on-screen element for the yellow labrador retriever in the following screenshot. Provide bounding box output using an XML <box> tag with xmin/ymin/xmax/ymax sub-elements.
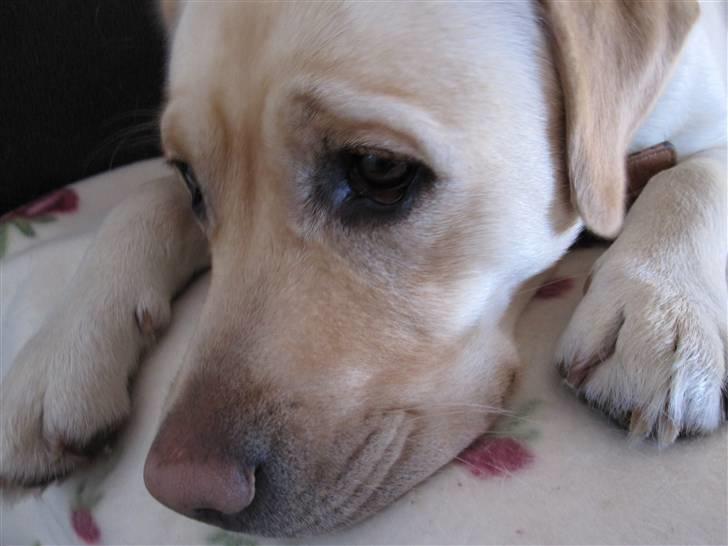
<box><xmin>1</xmin><ymin>0</ymin><xmax>725</xmax><ymax>537</ymax></box>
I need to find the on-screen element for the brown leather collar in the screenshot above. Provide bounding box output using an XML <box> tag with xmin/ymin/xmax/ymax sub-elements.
<box><xmin>626</xmin><ymin>141</ymin><xmax>677</xmax><ymax>207</ymax></box>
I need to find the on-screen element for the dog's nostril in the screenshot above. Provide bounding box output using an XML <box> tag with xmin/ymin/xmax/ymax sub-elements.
<box><xmin>192</xmin><ymin>507</ymin><xmax>228</xmax><ymax>524</ymax></box>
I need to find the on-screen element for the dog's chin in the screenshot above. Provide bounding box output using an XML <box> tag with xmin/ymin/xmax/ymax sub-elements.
<box><xmin>193</xmin><ymin>479</ymin><xmax>409</xmax><ymax>538</ymax></box>
<box><xmin>194</xmin><ymin>441</ymin><xmax>430</xmax><ymax>536</ymax></box>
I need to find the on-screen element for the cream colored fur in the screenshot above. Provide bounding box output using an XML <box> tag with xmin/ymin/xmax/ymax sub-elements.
<box><xmin>1</xmin><ymin>0</ymin><xmax>725</xmax><ymax>537</ymax></box>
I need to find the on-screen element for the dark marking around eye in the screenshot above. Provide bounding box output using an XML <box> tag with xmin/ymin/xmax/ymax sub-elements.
<box><xmin>309</xmin><ymin>148</ymin><xmax>435</xmax><ymax>228</ymax></box>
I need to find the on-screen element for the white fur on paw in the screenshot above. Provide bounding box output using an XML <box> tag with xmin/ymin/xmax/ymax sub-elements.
<box><xmin>0</xmin><ymin>295</ymin><xmax>167</xmax><ymax>489</ymax></box>
<box><xmin>0</xmin><ymin>337</ymin><xmax>128</xmax><ymax>489</ymax></box>
<box><xmin>556</xmin><ymin>254</ymin><xmax>727</xmax><ymax>445</ymax></box>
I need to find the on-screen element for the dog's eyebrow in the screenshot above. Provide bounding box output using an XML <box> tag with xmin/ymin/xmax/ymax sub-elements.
<box><xmin>160</xmin><ymin>92</ymin><xmax>231</xmax><ymax>165</ymax></box>
<box><xmin>292</xmin><ymin>86</ymin><xmax>448</xmax><ymax>166</ymax></box>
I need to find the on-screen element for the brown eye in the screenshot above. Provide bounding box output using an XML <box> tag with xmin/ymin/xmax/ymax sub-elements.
<box><xmin>348</xmin><ymin>153</ymin><xmax>419</xmax><ymax>206</ymax></box>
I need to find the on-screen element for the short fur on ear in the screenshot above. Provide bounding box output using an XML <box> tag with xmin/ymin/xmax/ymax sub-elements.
<box><xmin>541</xmin><ymin>0</ymin><xmax>699</xmax><ymax>238</ymax></box>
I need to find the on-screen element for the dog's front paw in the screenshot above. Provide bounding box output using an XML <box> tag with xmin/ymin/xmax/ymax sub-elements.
<box><xmin>556</xmin><ymin>254</ymin><xmax>727</xmax><ymax>445</ymax></box>
<box><xmin>0</xmin><ymin>296</ymin><xmax>169</xmax><ymax>490</ymax></box>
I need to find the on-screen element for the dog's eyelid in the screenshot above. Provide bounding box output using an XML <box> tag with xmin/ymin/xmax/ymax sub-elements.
<box><xmin>338</xmin><ymin>142</ymin><xmax>420</xmax><ymax>165</ymax></box>
<box><xmin>167</xmin><ymin>159</ymin><xmax>209</xmax><ymax>224</ymax></box>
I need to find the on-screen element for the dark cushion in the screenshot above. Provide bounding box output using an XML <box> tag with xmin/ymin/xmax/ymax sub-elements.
<box><xmin>0</xmin><ymin>0</ymin><xmax>166</xmax><ymax>213</ymax></box>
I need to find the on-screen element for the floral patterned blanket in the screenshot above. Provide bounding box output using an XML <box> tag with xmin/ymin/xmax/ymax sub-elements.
<box><xmin>1</xmin><ymin>159</ymin><xmax>726</xmax><ymax>545</ymax></box>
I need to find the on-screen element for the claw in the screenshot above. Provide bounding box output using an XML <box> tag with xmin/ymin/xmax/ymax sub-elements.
<box><xmin>582</xmin><ymin>272</ymin><xmax>593</xmax><ymax>296</ymax></box>
<box><xmin>629</xmin><ymin>409</ymin><xmax>652</xmax><ymax>438</ymax></box>
<box><xmin>566</xmin><ymin>365</ymin><xmax>591</xmax><ymax>389</ymax></box>
<box><xmin>57</xmin><ymin>422</ymin><xmax>121</xmax><ymax>459</ymax></box>
<box><xmin>657</xmin><ymin>414</ymin><xmax>679</xmax><ymax>447</ymax></box>
<box><xmin>0</xmin><ymin>467</ymin><xmax>69</xmax><ymax>491</ymax></box>
<box><xmin>135</xmin><ymin>306</ymin><xmax>156</xmax><ymax>338</ymax></box>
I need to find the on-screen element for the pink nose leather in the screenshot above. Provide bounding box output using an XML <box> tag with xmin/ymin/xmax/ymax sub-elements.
<box><xmin>143</xmin><ymin>418</ymin><xmax>255</xmax><ymax>517</ymax></box>
<box><xmin>144</xmin><ymin>456</ymin><xmax>254</xmax><ymax>516</ymax></box>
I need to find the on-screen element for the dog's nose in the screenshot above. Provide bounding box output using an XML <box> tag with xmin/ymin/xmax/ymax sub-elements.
<box><xmin>144</xmin><ymin>454</ymin><xmax>255</xmax><ymax>517</ymax></box>
<box><xmin>143</xmin><ymin>416</ymin><xmax>255</xmax><ymax>518</ymax></box>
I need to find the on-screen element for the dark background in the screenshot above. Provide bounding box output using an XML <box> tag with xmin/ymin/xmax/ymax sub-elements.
<box><xmin>0</xmin><ymin>0</ymin><xmax>167</xmax><ymax>214</ymax></box>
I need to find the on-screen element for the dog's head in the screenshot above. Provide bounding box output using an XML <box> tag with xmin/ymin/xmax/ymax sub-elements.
<box><xmin>144</xmin><ymin>1</ymin><xmax>697</xmax><ymax>536</ymax></box>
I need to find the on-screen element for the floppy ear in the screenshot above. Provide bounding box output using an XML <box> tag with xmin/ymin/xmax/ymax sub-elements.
<box><xmin>158</xmin><ymin>0</ymin><xmax>185</xmax><ymax>36</ymax></box>
<box><xmin>541</xmin><ymin>0</ymin><xmax>699</xmax><ymax>238</ymax></box>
